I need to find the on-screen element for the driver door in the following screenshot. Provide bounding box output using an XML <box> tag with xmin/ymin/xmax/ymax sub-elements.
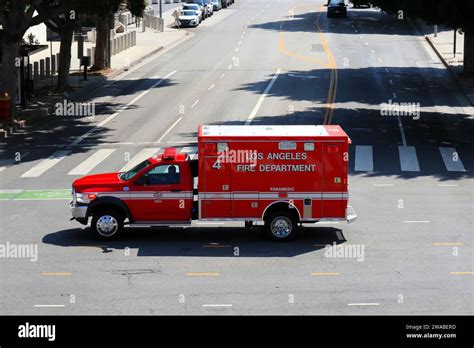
<box><xmin>128</xmin><ymin>164</ymin><xmax>188</xmax><ymax>222</ymax></box>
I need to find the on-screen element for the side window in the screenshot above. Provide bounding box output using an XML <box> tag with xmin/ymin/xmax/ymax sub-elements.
<box><xmin>146</xmin><ymin>165</ymin><xmax>181</xmax><ymax>185</ymax></box>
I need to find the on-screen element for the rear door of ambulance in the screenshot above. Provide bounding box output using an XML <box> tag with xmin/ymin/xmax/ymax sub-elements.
<box><xmin>322</xmin><ymin>142</ymin><xmax>345</xmax><ymax>218</ymax></box>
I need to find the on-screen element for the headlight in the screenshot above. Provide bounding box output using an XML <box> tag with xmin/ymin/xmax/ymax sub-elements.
<box><xmin>76</xmin><ymin>192</ymin><xmax>97</xmax><ymax>204</ymax></box>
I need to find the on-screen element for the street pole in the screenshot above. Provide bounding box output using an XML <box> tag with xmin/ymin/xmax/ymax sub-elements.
<box><xmin>159</xmin><ymin>0</ymin><xmax>162</xmax><ymax>19</ymax></box>
<box><xmin>434</xmin><ymin>25</ymin><xmax>438</xmax><ymax>37</ymax></box>
<box><xmin>453</xmin><ymin>29</ymin><xmax>457</xmax><ymax>57</ymax></box>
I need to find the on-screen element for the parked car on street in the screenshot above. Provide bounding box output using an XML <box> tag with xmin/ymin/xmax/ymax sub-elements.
<box><xmin>327</xmin><ymin>0</ymin><xmax>348</xmax><ymax>18</ymax></box>
<box><xmin>187</xmin><ymin>0</ymin><xmax>210</xmax><ymax>18</ymax></box>
<box><xmin>203</xmin><ymin>0</ymin><xmax>214</xmax><ymax>16</ymax></box>
<box><xmin>210</xmin><ymin>0</ymin><xmax>222</xmax><ymax>11</ymax></box>
<box><xmin>221</xmin><ymin>0</ymin><xmax>232</xmax><ymax>8</ymax></box>
<box><xmin>182</xmin><ymin>3</ymin><xmax>203</xmax><ymax>22</ymax></box>
<box><xmin>176</xmin><ymin>9</ymin><xmax>200</xmax><ymax>27</ymax></box>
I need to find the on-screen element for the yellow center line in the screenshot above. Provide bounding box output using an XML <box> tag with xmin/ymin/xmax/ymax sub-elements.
<box><xmin>42</xmin><ymin>272</ymin><xmax>72</xmax><ymax>276</ymax></box>
<box><xmin>311</xmin><ymin>272</ymin><xmax>340</xmax><ymax>276</ymax></box>
<box><xmin>450</xmin><ymin>272</ymin><xmax>474</xmax><ymax>275</ymax></box>
<box><xmin>316</xmin><ymin>4</ymin><xmax>338</xmax><ymax>125</ymax></box>
<box><xmin>277</xmin><ymin>3</ymin><xmax>338</xmax><ymax>125</ymax></box>
<box><xmin>186</xmin><ymin>272</ymin><xmax>220</xmax><ymax>276</ymax></box>
<box><xmin>433</xmin><ymin>243</ymin><xmax>464</xmax><ymax>246</ymax></box>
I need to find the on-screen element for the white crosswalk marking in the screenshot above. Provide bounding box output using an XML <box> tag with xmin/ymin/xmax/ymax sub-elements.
<box><xmin>20</xmin><ymin>150</ymin><xmax>71</xmax><ymax>178</ymax></box>
<box><xmin>68</xmin><ymin>149</ymin><xmax>116</xmax><ymax>176</ymax></box>
<box><xmin>119</xmin><ymin>148</ymin><xmax>159</xmax><ymax>172</ymax></box>
<box><xmin>439</xmin><ymin>147</ymin><xmax>466</xmax><ymax>172</ymax></box>
<box><xmin>354</xmin><ymin>145</ymin><xmax>373</xmax><ymax>172</ymax></box>
<box><xmin>398</xmin><ymin>146</ymin><xmax>420</xmax><ymax>172</ymax></box>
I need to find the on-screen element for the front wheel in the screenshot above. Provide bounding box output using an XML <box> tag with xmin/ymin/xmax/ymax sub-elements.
<box><xmin>264</xmin><ymin>211</ymin><xmax>298</xmax><ymax>242</ymax></box>
<box><xmin>91</xmin><ymin>210</ymin><xmax>124</xmax><ymax>240</ymax></box>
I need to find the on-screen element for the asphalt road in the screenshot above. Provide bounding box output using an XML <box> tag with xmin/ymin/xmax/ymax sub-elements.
<box><xmin>0</xmin><ymin>0</ymin><xmax>473</xmax><ymax>315</ymax></box>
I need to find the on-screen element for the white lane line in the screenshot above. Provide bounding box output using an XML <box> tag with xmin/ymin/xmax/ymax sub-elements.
<box><xmin>34</xmin><ymin>304</ymin><xmax>65</xmax><ymax>308</ymax></box>
<box><xmin>243</xmin><ymin>30</ymin><xmax>246</xmax><ymax>35</ymax></box>
<box><xmin>389</xmin><ymin>79</ymin><xmax>394</xmax><ymax>85</ymax></box>
<box><xmin>208</xmin><ymin>84</ymin><xmax>216</xmax><ymax>91</ymax></box>
<box><xmin>68</xmin><ymin>149</ymin><xmax>116</xmax><ymax>176</ymax></box>
<box><xmin>202</xmin><ymin>304</ymin><xmax>233</xmax><ymax>307</ymax></box>
<box><xmin>20</xmin><ymin>150</ymin><xmax>71</xmax><ymax>178</ymax></box>
<box><xmin>354</xmin><ymin>145</ymin><xmax>374</xmax><ymax>172</ymax></box>
<box><xmin>70</xmin><ymin>70</ymin><xmax>177</xmax><ymax>146</ymax></box>
<box><xmin>241</xmin><ymin>35</ymin><xmax>244</xmax><ymax>39</ymax></box>
<box><xmin>439</xmin><ymin>147</ymin><xmax>466</xmax><ymax>172</ymax></box>
<box><xmin>245</xmin><ymin>68</ymin><xmax>281</xmax><ymax>125</ymax></box>
<box><xmin>235</xmin><ymin>47</ymin><xmax>239</xmax><ymax>52</ymax></box>
<box><xmin>348</xmin><ymin>303</ymin><xmax>380</xmax><ymax>306</ymax></box>
<box><xmin>191</xmin><ymin>99</ymin><xmax>200</xmax><ymax>108</ymax></box>
<box><xmin>228</xmin><ymin>64</ymin><xmax>232</xmax><ymax>70</ymax></box>
<box><xmin>404</xmin><ymin>221</ymin><xmax>430</xmax><ymax>223</ymax></box>
<box><xmin>238</xmin><ymin>40</ymin><xmax>242</xmax><ymax>45</ymax></box>
<box><xmin>355</xmin><ymin>29</ymin><xmax>359</xmax><ymax>33</ymax></box>
<box><xmin>393</xmin><ymin>92</ymin><xmax>397</xmax><ymax>99</ymax></box>
<box><xmin>119</xmin><ymin>148</ymin><xmax>160</xmax><ymax>172</ymax></box>
<box><xmin>397</xmin><ymin>114</ymin><xmax>407</xmax><ymax>146</ymax></box>
<box><xmin>371</xmin><ymin>49</ymin><xmax>375</xmax><ymax>53</ymax></box>
<box><xmin>398</xmin><ymin>146</ymin><xmax>420</xmax><ymax>172</ymax></box>
<box><xmin>365</xmin><ymin>42</ymin><xmax>369</xmax><ymax>46</ymax></box>
<box><xmin>384</xmin><ymin>68</ymin><xmax>389</xmax><ymax>73</ymax></box>
<box><xmin>378</xmin><ymin>57</ymin><xmax>383</xmax><ymax>63</ymax></box>
<box><xmin>220</xmin><ymin>73</ymin><xmax>226</xmax><ymax>79</ymax></box>
<box><xmin>155</xmin><ymin>117</ymin><xmax>183</xmax><ymax>144</ymax></box>
<box><xmin>438</xmin><ymin>184</ymin><xmax>459</xmax><ymax>187</ymax></box>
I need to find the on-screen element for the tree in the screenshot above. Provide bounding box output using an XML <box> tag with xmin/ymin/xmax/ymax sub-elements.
<box><xmin>45</xmin><ymin>14</ymin><xmax>78</xmax><ymax>92</ymax></box>
<box><xmin>90</xmin><ymin>0</ymin><xmax>146</xmax><ymax>71</ymax></box>
<box><xmin>0</xmin><ymin>0</ymin><xmax>73</xmax><ymax>118</ymax></box>
<box><xmin>369</xmin><ymin>0</ymin><xmax>474</xmax><ymax>75</ymax></box>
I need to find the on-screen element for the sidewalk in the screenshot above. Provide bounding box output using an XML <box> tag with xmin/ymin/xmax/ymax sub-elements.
<box><xmin>4</xmin><ymin>12</ymin><xmax>190</xmax><ymax>134</ymax></box>
<box><xmin>414</xmin><ymin>20</ymin><xmax>474</xmax><ymax>106</ymax></box>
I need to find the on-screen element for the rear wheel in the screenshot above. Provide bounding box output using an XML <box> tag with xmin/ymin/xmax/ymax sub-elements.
<box><xmin>264</xmin><ymin>211</ymin><xmax>298</xmax><ymax>242</ymax></box>
<box><xmin>91</xmin><ymin>209</ymin><xmax>124</xmax><ymax>240</ymax></box>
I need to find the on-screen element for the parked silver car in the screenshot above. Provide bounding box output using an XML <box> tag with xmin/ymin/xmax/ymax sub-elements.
<box><xmin>176</xmin><ymin>9</ymin><xmax>200</xmax><ymax>27</ymax></box>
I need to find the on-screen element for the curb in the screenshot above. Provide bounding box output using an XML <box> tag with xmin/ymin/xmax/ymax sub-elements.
<box><xmin>8</xmin><ymin>31</ymin><xmax>192</xmax><ymax>134</ymax></box>
<box><xmin>410</xmin><ymin>19</ymin><xmax>474</xmax><ymax>107</ymax></box>
<box><xmin>425</xmin><ymin>35</ymin><xmax>474</xmax><ymax>107</ymax></box>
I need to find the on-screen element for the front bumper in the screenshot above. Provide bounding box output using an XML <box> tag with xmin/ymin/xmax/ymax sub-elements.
<box><xmin>70</xmin><ymin>202</ymin><xmax>88</xmax><ymax>225</ymax></box>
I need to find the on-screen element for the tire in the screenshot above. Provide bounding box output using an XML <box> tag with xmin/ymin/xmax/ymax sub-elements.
<box><xmin>264</xmin><ymin>211</ymin><xmax>298</xmax><ymax>242</ymax></box>
<box><xmin>91</xmin><ymin>209</ymin><xmax>124</xmax><ymax>240</ymax></box>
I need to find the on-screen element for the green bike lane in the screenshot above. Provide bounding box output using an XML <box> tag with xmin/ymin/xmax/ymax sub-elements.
<box><xmin>0</xmin><ymin>189</ymin><xmax>71</xmax><ymax>201</ymax></box>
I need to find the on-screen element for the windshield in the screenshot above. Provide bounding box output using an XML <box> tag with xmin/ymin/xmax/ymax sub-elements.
<box><xmin>181</xmin><ymin>10</ymin><xmax>196</xmax><ymax>16</ymax></box>
<box><xmin>119</xmin><ymin>160</ymin><xmax>151</xmax><ymax>181</ymax></box>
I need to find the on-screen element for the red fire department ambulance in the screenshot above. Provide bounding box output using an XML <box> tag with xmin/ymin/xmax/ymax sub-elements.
<box><xmin>70</xmin><ymin>125</ymin><xmax>356</xmax><ymax>241</ymax></box>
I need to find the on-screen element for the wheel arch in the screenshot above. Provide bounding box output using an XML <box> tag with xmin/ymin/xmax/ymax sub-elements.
<box><xmin>262</xmin><ymin>200</ymin><xmax>301</xmax><ymax>222</ymax></box>
<box><xmin>87</xmin><ymin>196</ymin><xmax>133</xmax><ymax>222</ymax></box>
